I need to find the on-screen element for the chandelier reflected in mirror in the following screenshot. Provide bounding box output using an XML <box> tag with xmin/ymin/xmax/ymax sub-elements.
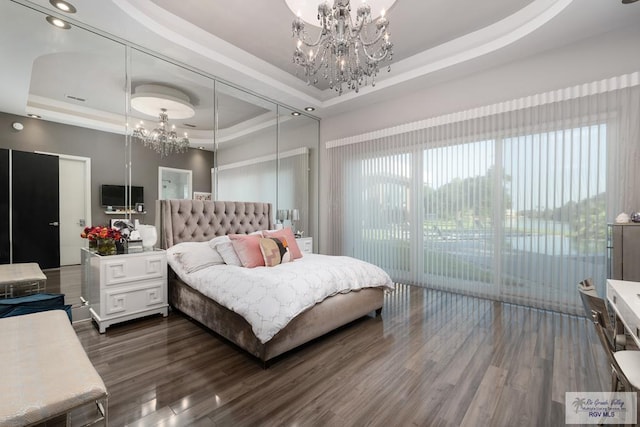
<box><xmin>130</xmin><ymin>84</ymin><xmax>194</xmax><ymax>157</ymax></box>
<box><xmin>132</xmin><ymin>109</ymin><xmax>190</xmax><ymax>157</ymax></box>
<box><xmin>289</xmin><ymin>0</ymin><xmax>394</xmax><ymax>95</ymax></box>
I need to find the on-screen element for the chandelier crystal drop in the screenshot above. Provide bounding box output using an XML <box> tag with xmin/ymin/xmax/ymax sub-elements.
<box><xmin>132</xmin><ymin>108</ymin><xmax>190</xmax><ymax>157</ymax></box>
<box><xmin>291</xmin><ymin>0</ymin><xmax>393</xmax><ymax>95</ymax></box>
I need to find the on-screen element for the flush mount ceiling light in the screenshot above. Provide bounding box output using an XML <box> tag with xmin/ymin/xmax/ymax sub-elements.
<box><xmin>286</xmin><ymin>0</ymin><xmax>396</xmax><ymax>26</ymax></box>
<box><xmin>288</xmin><ymin>0</ymin><xmax>395</xmax><ymax>95</ymax></box>
<box><xmin>45</xmin><ymin>15</ymin><xmax>71</xmax><ymax>29</ymax></box>
<box><xmin>131</xmin><ymin>84</ymin><xmax>194</xmax><ymax>157</ymax></box>
<box><xmin>49</xmin><ymin>0</ymin><xmax>77</xmax><ymax>13</ymax></box>
<box><xmin>131</xmin><ymin>84</ymin><xmax>195</xmax><ymax>119</ymax></box>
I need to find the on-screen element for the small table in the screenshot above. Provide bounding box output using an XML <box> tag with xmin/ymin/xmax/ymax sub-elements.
<box><xmin>606</xmin><ymin>279</ymin><xmax>640</xmax><ymax>348</ymax></box>
<box><xmin>0</xmin><ymin>263</ymin><xmax>47</xmax><ymax>299</ymax></box>
<box><xmin>81</xmin><ymin>248</ymin><xmax>168</xmax><ymax>333</ymax></box>
<box><xmin>295</xmin><ymin>237</ymin><xmax>313</xmax><ymax>254</ymax></box>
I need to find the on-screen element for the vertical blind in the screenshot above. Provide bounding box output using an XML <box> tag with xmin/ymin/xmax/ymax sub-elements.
<box><xmin>327</xmin><ymin>73</ymin><xmax>640</xmax><ymax>314</ymax></box>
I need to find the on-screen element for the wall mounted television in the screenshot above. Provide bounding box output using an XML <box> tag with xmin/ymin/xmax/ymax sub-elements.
<box><xmin>100</xmin><ymin>184</ymin><xmax>144</xmax><ymax>208</ymax></box>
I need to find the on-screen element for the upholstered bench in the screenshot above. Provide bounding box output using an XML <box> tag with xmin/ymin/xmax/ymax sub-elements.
<box><xmin>0</xmin><ymin>263</ymin><xmax>47</xmax><ymax>298</ymax></box>
<box><xmin>0</xmin><ymin>310</ymin><xmax>108</xmax><ymax>426</ymax></box>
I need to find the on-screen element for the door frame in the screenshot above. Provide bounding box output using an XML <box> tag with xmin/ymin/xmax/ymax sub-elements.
<box><xmin>37</xmin><ymin>152</ymin><xmax>92</xmax><ymax>263</ymax></box>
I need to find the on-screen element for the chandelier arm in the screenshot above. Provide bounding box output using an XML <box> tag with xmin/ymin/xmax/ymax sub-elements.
<box><xmin>358</xmin><ymin>30</ymin><xmax>387</xmax><ymax>47</ymax></box>
<box><xmin>306</xmin><ymin>43</ymin><xmax>331</xmax><ymax>76</ymax></box>
<box><xmin>297</xmin><ymin>30</ymin><xmax>325</xmax><ymax>49</ymax></box>
<box><xmin>360</xmin><ymin>43</ymin><xmax>391</xmax><ymax>63</ymax></box>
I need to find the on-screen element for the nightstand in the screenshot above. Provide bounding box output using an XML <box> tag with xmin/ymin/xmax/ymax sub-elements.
<box><xmin>81</xmin><ymin>248</ymin><xmax>168</xmax><ymax>333</ymax></box>
<box><xmin>296</xmin><ymin>237</ymin><xmax>313</xmax><ymax>254</ymax></box>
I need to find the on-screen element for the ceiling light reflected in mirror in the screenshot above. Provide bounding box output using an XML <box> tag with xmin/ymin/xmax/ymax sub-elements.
<box><xmin>45</xmin><ymin>15</ymin><xmax>71</xmax><ymax>29</ymax></box>
<box><xmin>49</xmin><ymin>0</ymin><xmax>77</xmax><ymax>14</ymax></box>
<box><xmin>131</xmin><ymin>84</ymin><xmax>195</xmax><ymax>119</ymax></box>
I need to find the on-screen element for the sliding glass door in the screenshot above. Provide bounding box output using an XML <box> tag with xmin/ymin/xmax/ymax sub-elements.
<box><xmin>421</xmin><ymin>140</ymin><xmax>497</xmax><ymax>297</ymax></box>
<box><xmin>328</xmin><ymin>79</ymin><xmax>637</xmax><ymax>314</ymax></box>
<box><xmin>499</xmin><ymin>124</ymin><xmax>607</xmax><ymax>311</ymax></box>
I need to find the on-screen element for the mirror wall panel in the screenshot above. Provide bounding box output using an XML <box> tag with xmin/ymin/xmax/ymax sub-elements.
<box><xmin>277</xmin><ymin>107</ymin><xmax>319</xmax><ymax>242</ymax></box>
<box><xmin>0</xmin><ymin>0</ymin><xmax>128</xmax><ymax>273</ymax></box>
<box><xmin>128</xmin><ymin>48</ymin><xmax>215</xmax><ymax>222</ymax></box>
<box><xmin>214</xmin><ymin>83</ymin><xmax>278</xmax><ymax>206</ymax></box>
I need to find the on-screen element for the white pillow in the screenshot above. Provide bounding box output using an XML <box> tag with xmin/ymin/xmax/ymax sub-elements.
<box><xmin>215</xmin><ymin>241</ymin><xmax>243</xmax><ymax>266</ymax></box>
<box><xmin>209</xmin><ymin>235</ymin><xmax>230</xmax><ymax>249</ymax></box>
<box><xmin>167</xmin><ymin>241</ymin><xmax>224</xmax><ymax>274</ymax></box>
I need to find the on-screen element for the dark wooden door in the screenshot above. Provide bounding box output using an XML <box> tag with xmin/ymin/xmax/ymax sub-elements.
<box><xmin>0</xmin><ymin>149</ymin><xmax>9</xmax><ymax>264</ymax></box>
<box><xmin>11</xmin><ymin>151</ymin><xmax>60</xmax><ymax>269</ymax></box>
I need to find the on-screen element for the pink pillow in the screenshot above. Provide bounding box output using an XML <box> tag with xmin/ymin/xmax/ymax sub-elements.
<box><xmin>262</xmin><ymin>228</ymin><xmax>302</xmax><ymax>259</ymax></box>
<box><xmin>229</xmin><ymin>234</ymin><xmax>265</xmax><ymax>268</ymax></box>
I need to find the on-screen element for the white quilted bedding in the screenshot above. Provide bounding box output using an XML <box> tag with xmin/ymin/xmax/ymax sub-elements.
<box><xmin>168</xmin><ymin>253</ymin><xmax>394</xmax><ymax>343</ymax></box>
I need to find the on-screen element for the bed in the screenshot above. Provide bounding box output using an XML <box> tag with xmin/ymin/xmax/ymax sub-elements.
<box><xmin>157</xmin><ymin>200</ymin><xmax>393</xmax><ymax>363</ymax></box>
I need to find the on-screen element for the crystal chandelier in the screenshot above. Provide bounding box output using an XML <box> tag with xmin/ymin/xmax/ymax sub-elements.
<box><xmin>291</xmin><ymin>0</ymin><xmax>393</xmax><ymax>95</ymax></box>
<box><xmin>132</xmin><ymin>108</ymin><xmax>190</xmax><ymax>158</ymax></box>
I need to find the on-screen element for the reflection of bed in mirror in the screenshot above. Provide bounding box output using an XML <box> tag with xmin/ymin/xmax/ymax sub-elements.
<box><xmin>157</xmin><ymin>199</ymin><xmax>393</xmax><ymax>364</ymax></box>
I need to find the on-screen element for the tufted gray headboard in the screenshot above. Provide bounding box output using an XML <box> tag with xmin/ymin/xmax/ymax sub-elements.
<box><xmin>156</xmin><ymin>200</ymin><xmax>274</xmax><ymax>249</ymax></box>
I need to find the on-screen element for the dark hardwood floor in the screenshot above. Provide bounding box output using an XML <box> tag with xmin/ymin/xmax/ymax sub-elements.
<box><xmin>36</xmin><ymin>281</ymin><xmax>610</xmax><ymax>427</ymax></box>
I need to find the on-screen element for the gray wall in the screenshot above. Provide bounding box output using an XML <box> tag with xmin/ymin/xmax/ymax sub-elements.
<box><xmin>318</xmin><ymin>24</ymin><xmax>640</xmax><ymax>254</ymax></box>
<box><xmin>0</xmin><ymin>111</ymin><xmax>214</xmax><ymax>227</ymax></box>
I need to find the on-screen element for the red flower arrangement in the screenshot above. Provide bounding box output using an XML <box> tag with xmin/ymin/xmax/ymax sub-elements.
<box><xmin>81</xmin><ymin>226</ymin><xmax>121</xmax><ymax>242</ymax></box>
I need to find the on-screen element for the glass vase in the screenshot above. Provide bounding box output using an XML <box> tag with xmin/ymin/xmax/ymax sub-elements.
<box><xmin>97</xmin><ymin>238</ymin><xmax>116</xmax><ymax>256</ymax></box>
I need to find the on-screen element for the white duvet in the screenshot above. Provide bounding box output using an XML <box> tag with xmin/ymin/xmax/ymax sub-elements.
<box><xmin>168</xmin><ymin>253</ymin><xmax>394</xmax><ymax>343</ymax></box>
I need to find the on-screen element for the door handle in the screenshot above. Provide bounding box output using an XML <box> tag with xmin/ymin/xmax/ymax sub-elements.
<box><xmin>49</xmin><ymin>221</ymin><xmax>59</xmax><ymax>226</ymax></box>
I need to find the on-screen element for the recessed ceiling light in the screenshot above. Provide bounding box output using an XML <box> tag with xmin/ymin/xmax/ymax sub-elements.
<box><xmin>291</xmin><ymin>111</ymin><xmax>301</xmax><ymax>116</ymax></box>
<box><xmin>198</xmin><ymin>146</ymin><xmax>205</xmax><ymax>150</ymax></box>
<box><xmin>304</xmin><ymin>107</ymin><xmax>315</xmax><ymax>112</ymax></box>
<box><xmin>49</xmin><ymin>0</ymin><xmax>77</xmax><ymax>13</ymax></box>
<box><xmin>27</xmin><ymin>114</ymin><xmax>41</xmax><ymax>119</ymax></box>
<box><xmin>45</xmin><ymin>15</ymin><xmax>71</xmax><ymax>29</ymax></box>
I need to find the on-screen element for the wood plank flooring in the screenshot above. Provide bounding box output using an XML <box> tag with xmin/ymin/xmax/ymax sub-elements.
<box><xmin>39</xmin><ymin>283</ymin><xmax>612</xmax><ymax>426</ymax></box>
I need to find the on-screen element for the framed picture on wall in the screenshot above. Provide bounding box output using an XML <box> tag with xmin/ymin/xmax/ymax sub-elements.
<box><xmin>193</xmin><ymin>192</ymin><xmax>212</xmax><ymax>201</ymax></box>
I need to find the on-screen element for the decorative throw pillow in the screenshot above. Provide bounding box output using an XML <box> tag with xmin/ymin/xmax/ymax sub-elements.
<box><xmin>262</xmin><ymin>228</ymin><xmax>303</xmax><ymax>259</ymax></box>
<box><xmin>259</xmin><ymin>237</ymin><xmax>292</xmax><ymax>267</ymax></box>
<box><xmin>229</xmin><ymin>234</ymin><xmax>265</xmax><ymax>268</ymax></box>
<box><xmin>214</xmin><ymin>241</ymin><xmax>243</xmax><ymax>266</ymax></box>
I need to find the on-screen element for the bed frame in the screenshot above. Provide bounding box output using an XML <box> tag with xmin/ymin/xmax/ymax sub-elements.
<box><xmin>157</xmin><ymin>200</ymin><xmax>384</xmax><ymax>363</ymax></box>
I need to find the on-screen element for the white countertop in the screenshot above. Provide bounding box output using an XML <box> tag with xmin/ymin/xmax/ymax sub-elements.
<box><xmin>607</xmin><ymin>279</ymin><xmax>640</xmax><ymax>347</ymax></box>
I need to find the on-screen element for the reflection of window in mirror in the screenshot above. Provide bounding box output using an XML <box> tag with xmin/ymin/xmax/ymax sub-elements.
<box><xmin>159</xmin><ymin>167</ymin><xmax>192</xmax><ymax>200</ymax></box>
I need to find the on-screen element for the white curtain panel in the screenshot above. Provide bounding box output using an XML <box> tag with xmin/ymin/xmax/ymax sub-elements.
<box><xmin>327</xmin><ymin>72</ymin><xmax>640</xmax><ymax>314</ymax></box>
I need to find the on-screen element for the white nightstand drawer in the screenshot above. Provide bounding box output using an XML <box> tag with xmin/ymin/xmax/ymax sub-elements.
<box><xmin>296</xmin><ymin>237</ymin><xmax>313</xmax><ymax>254</ymax></box>
<box><xmin>105</xmin><ymin>281</ymin><xmax>165</xmax><ymax>315</ymax></box>
<box><xmin>103</xmin><ymin>255</ymin><xmax>166</xmax><ymax>286</ymax></box>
